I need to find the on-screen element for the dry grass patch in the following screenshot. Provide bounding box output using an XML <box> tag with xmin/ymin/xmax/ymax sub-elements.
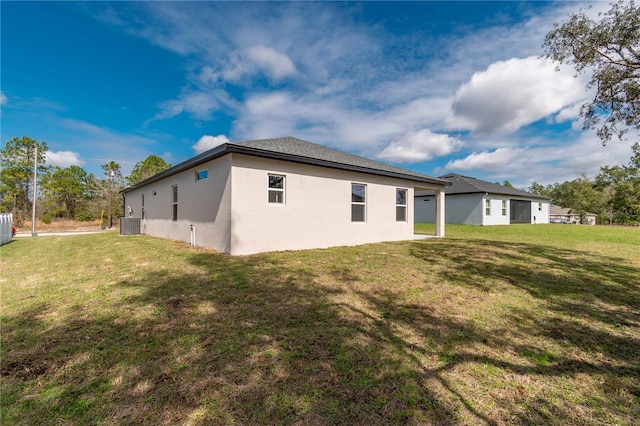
<box><xmin>15</xmin><ymin>218</ymin><xmax>105</xmax><ymax>233</ymax></box>
<box><xmin>1</xmin><ymin>225</ymin><xmax>639</xmax><ymax>425</ymax></box>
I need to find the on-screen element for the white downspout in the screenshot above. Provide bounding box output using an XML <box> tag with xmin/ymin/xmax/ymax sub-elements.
<box><xmin>190</xmin><ymin>224</ymin><xmax>196</xmax><ymax>247</ymax></box>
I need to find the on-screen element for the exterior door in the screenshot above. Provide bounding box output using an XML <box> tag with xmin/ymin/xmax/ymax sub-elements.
<box><xmin>510</xmin><ymin>200</ymin><xmax>531</xmax><ymax>224</ymax></box>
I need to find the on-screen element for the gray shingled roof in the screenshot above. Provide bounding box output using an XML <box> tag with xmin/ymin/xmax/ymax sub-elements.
<box><xmin>550</xmin><ymin>205</ymin><xmax>573</xmax><ymax>215</ymax></box>
<box><xmin>124</xmin><ymin>136</ymin><xmax>449</xmax><ymax>192</ymax></box>
<box><xmin>232</xmin><ymin>137</ymin><xmax>447</xmax><ymax>183</ymax></box>
<box><xmin>416</xmin><ymin>173</ymin><xmax>550</xmax><ymax>200</ymax></box>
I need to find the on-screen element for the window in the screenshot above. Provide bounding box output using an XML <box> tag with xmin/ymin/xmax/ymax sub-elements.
<box><xmin>538</xmin><ymin>202</ymin><xmax>543</xmax><ymax>211</ymax></box>
<box><xmin>195</xmin><ymin>169</ymin><xmax>208</xmax><ymax>181</ymax></box>
<box><xmin>351</xmin><ymin>183</ymin><xmax>366</xmax><ymax>222</ymax></box>
<box><xmin>501</xmin><ymin>200</ymin><xmax>507</xmax><ymax>216</ymax></box>
<box><xmin>268</xmin><ymin>174</ymin><xmax>285</xmax><ymax>204</ymax></box>
<box><xmin>396</xmin><ymin>188</ymin><xmax>407</xmax><ymax>222</ymax></box>
<box><xmin>172</xmin><ymin>185</ymin><xmax>178</xmax><ymax>221</ymax></box>
<box><xmin>141</xmin><ymin>194</ymin><xmax>145</xmax><ymax>220</ymax></box>
<box><xmin>485</xmin><ymin>199</ymin><xmax>491</xmax><ymax>216</ymax></box>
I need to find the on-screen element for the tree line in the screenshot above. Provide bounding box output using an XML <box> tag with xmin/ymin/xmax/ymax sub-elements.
<box><xmin>0</xmin><ymin>136</ymin><xmax>171</xmax><ymax>227</ymax></box>
<box><xmin>3</xmin><ymin>136</ymin><xmax>638</xmax><ymax>228</ymax></box>
<box><xmin>528</xmin><ymin>142</ymin><xmax>640</xmax><ymax>225</ymax></box>
<box><xmin>536</xmin><ymin>0</ymin><xmax>639</xmax><ymax>224</ymax></box>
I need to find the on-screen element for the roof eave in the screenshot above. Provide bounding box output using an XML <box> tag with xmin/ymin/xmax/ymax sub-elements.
<box><xmin>122</xmin><ymin>143</ymin><xmax>230</xmax><ymax>193</ymax></box>
<box><xmin>416</xmin><ymin>189</ymin><xmax>551</xmax><ymax>200</ymax></box>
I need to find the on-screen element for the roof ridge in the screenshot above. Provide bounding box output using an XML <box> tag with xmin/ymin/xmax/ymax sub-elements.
<box><xmin>431</xmin><ymin>173</ymin><xmax>550</xmax><ymax>199</ymax></box>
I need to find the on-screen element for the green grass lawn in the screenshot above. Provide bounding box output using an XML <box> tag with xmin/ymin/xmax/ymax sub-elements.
<box><xmin>2</xmin><ymin>225</ymin><xmax>639</xmax><ymax>425</ymax></box>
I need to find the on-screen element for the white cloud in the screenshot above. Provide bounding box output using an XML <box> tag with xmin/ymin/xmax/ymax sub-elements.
<box><xmin>245</xmin><ymin>45</ymin><xmax>297</xmax><ymax>80</ymax></box>
<box><xmin>2</xmin><ymin>96</ymin><xmax>65</xmax><ymax>112</ymax></box>
<box><xmin>222</xmin><ymin>45</ymin><xmax>297</xmax><ymax>82</ymax></box>
<box><xmin>0</xmin><ymin>92</ymin><xmax>7</xmax><ymax>105</ymax></box>
<box><xmin>58</xmin><ymin>119</ymin><xmax>160</xmax><ymax>175</ymax></box>
<box><xmin>553</xmin><ymin>102</ymin><xmax>583</xmax><ymax>124</ymax></box>
<box><xmin>192</xmin><ymin>135</ymin><xmax>230</xmax><ymax>154</ymax></box>
<box><xmin>446</xmin><ymin>147</ymin><xmax>524</xmax><ymax>171</ymax></box>
<box><xmin>555</xmin><ymin>133</ymin><xmax>633</xmax><ymax>174</ymax></box>
<box><xmin>446</xmin><ymin>56</ymin><xmax>588</xmax><ymax>134</ymax></box>
<box><xmin>234</xmin><ymin>91</ymin><xmax>343</xmax><ymax>143</ymax></box>
<box><xmin>147</xmin><ymin>90</ymin><xmax>227</xmax><ymax>124</ymax></box>
<box><xmin>443</xmin><ymin>132</ymin><xmax>635</xmax><ymax>187</ymax></box>
<box><xmin>46</xmin><ymin>151</ymin><xmax>84</xmax><ymax>168</ymax></box>
<box><xmin>61</xmin><ymin>119</ymin><xmax>156</xmax><ymax>147</ymax></box>
<box><xmin>233</xmin><ymin>90</ymin><xmax>455</xmax><ymax>156</ymax></box>
<box><xmin>378</xmin><ymin>129</ymin><xmax>462</xmax><ymax>163</ymax></box>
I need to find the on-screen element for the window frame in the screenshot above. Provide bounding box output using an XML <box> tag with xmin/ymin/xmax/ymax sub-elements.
<box><xmin>351</xmin><ymin>183</ymin><xmax>367</xmax><ymax>223</ymax></box>
<box><xmin>485</xmin><ymin>199</ymin><xmax>491</xmax><ymax>216</ymax></box>
<box><xmin>195</xmin><ymin>169</ymin><xmax>208</xmax><ymax>181</ymax></box>
<box><xmin>172</xmin><ymin>185</ymin><xmax>178</xmax><ymax>221</ymax></box>
<box><xmin>538</xmin><ymin>202</ymin><xmax>543</xmax><ymax>212</ymax></box>
<box><xmin>501</xmin><ymin>200</ymin><xmax>507</xmax><ymax>216</ymax></box>
<box><xmin>268</xmin><ymin>174</ymin><xmax>285</xmax><ymax>205</ymax></box>
<box><xmin>396</xmin><ymin>188</ymin><xmax>408</xmax><ymax>222</ymax></box>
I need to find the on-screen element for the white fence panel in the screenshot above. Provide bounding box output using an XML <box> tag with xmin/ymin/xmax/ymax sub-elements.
<box><xmin>0</xmin><ymin>213</ymin><xmax>13</xmax><ymax>245</ymax></box>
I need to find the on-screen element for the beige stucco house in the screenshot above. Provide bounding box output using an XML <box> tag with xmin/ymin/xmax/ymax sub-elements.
<box><xmin>122</xmin><ymin>137</ymin><xmax>449</xmax><ymax>255</ymax></box>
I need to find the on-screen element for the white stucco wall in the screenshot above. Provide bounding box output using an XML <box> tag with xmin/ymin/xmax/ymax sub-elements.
<box><xmin>415</xmin><ymin>193</ymin><xmax>550</xmax><ymax>225</ymax></box>
<box><xmin>123</xmin><ymin>155</ymin><xmax>233</xmax><ymax>252</ymax></box>
<box><xmin>229</xmin><ymin>154</ymin><xmax>426</xmax><ymax>255</ymax></box>
<box><xmin>531</xmin><ymin>200</ymin><xmax>550</xmax><ymax>224</ymax></box>
<box><xmin>483</xmin><ymin>195</ymin><xmax>511</xmax><ymax>225</ymax></box>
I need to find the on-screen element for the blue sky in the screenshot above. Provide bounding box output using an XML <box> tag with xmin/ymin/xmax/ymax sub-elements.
<box><xmin>1</xmin><ymin>1</ymin><xmax>635</xmax><ymax>188</ymax></box>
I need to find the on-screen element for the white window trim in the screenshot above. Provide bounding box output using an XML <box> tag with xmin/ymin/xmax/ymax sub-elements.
<box><xmin>485</xmin><ymin>199</ymin><xmax>491</xmax><ymax>216</ymax></box>
<box><xmin>351</xmin><ymin>183</ymin><xmax>366</xmax><ymax>223</ymax></box>
<box><xmin>268</xmin><ymin>174</ymin><xmax>285</xmax><ymax>205</ymax></box>
<box><xmin>396</xmin><ymin>188</ymin><xmax>408</xmax><ymax>222</ymax></box>
<box><xmin>501</xmin><ymin>200</ymin><xmax>507</xmax><ymax>216</ymax></box>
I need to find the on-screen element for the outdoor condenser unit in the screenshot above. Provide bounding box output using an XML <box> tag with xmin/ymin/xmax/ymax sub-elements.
<box><xmin>119</xmin><ymin>217</ymin><xmax>141</xmax><ymax>235</ymax></box>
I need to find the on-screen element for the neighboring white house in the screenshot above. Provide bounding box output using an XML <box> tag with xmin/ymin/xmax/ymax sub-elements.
<box><xmin>549</xmin><ymin>204</ymin><xmax>597</xmax><ymax>225</ymax></box>
<box><xmin>122</xmin><ymin>137</ymin><xmax>450</xmax><ymax>255</ymax></box>
<box><xmin>415</xmin><ymin>173</ymin><xmax>550</xmax><ymax>225</ymax></box>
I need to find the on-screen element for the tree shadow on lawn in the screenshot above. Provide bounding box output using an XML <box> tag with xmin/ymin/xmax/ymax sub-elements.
<box><xmin>3</xmin><ymin>251</ymin><xmax>460</xmax><ymax>425</ymax></box>
<box><xmin>410</xmin><ymin>239</ymin><xmax>640</xmax><ymax>414</ymax></box>
<box><xmin>411</xmin><ymin>237</ymin><xmax>640</xmax><ymax>356</ymax></box>
<box><xmin>3</xmin><ymin>239</ymin><xmax>639</xmax><ymax>425</ymax></box>
<box><xmin>353</xmin><ymin>285</ymin><xmax>639</xmax><ymax>426</ymax></box>
<box><xmin>411</xmin><ymin>238</ymin><xmax>640</xmax><ymax>329</ymax></box>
